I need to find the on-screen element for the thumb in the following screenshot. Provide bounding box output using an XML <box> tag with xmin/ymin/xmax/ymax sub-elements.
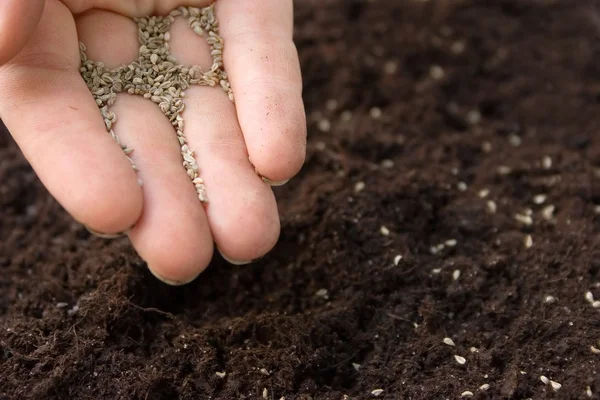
<box><xmin>0</xmin><ymin>0</ymin><xmax>45</xmax><ymax>65</ymax></box>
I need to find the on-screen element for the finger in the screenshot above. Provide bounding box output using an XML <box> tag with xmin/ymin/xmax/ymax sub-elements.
<box><xmin>0</xmin><ymin>0</ymin><xmax>45</xmax><ymax>65</ymax></box>
<box><xmin>76</xmin><ymin>10</ymin><xmax>214</xmax><ymax>284</ymax></box>
<box><xmin>217</xmin><ymin>0</ymin><xmax>307</xmax><ymax>184</ymax></box>
<box><xmin>63</xmin><ymin>0</ymin><xmax>212</xmax><ymax>17</ymax></box>
<box><xmin>0</xmin><ymin>0</ymin><xmax>142</xmax><ymax>234</ymax></box>
<box><xmin>170</xmin><ymin>17</ymin><xmax>281</xmax><ymax>263</ymax></box>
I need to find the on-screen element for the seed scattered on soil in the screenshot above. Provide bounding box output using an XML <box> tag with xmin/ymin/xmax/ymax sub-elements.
<box><xmin>454</xmin><ymin>355</ymin><xmax>466</xmax><ymax>365</ymax></box>
<box><xmin>497</xmin><ymin>165</ymin><xmax>512</xmax><ymax>175</ymax></box>
<box><xmin>79</xmin><ymin>5</ymin><xmax>233</xmax><ymax>204</ymax></box>
<box><xmin>393</xmin><ymin>255</ymin><xmax>403</xmax><ymax>265</ymax></box>
<box><xmin>370</xmin><ymin>107</ymin><xmax>382</xmax><ymax>119</ymax></box>
<box><xmin>443</xmin><ymin>337</ymin><xmax>455</xmax><ymax>346</ymax></box>
<box><xmin>593</xmin><ymin>301</ymin><xmax>600</xmax><ymax>308</ymax></box>
<box><xmin>371</xmin><ymin>389</ymin><xmax>384</xmax><ymax>396</ymax></box>
<box><xmin>460</xmin><ymin>391</ymin><xmax>474</xmax><ymax>398</ymax></box>
<box><xmin>381</xmin><ymin>159</ymin><xmax>394</xmax><ymax>168</ymax></box>
<box><xmin>515</xmin><ymin>213</ymin><xmax>533</xmax><ymax>226</ymax></box>
<box><xmin>533</xmin><ymin>194</ymin><xmax>547</xmax><ymax>204</ymax></box>
<box><xmin>479</xmin><ymin>384</ymin><xmax>490</xmax><ymax>391</ymax></box>
<box><xmin>262</xmin><ymin>388</ymin><xmax>268</xmax><ymax>399</ymax></box>
<box><xmin>550</xmin><ymin>380</ymin><xmax>562</xmax><ymax>391</ymax></box>
<box><xmin>215</xmin><ymin>371</ymin><xmax>226</xmax><ymax>378</ymax></box>
<box><xmin>585</xmin><ymin>291</ymin><xmax>594</xmax><ymax>303</ymax></box>
<box><xmin>524</xmin><ymin>234</ymin><xmax>533</xmax><ymax>249</ymax></box>
<box><xmin>354</xmin><ymin>181</ymin><xmax>366</xmax><ymax>193</ymax></box>
<box><xmin>384</xmin><ymin>60</ymin><xmax>398</xmax><ymax>74</ymax></box>
<box><xmin>314</xmin><ymin>288</ymin><xmax>329</xmax><ymax>299</ymax></box>
<box><xmin>466</xmin><ymin>110</ymin><xmax>481</xmax><ymax>125</ymax></box>
<box><xmin>451</xmin><ymin>40</ymin><xmax>466</xmax><ymax>54</ymax></box>
<box><xmin>544</xmin><ymin>295</ymin><xmax>556</xmax><ymax>303</ymax></box>
<box><xmin>590</xmin><ymin>345</ymin><xmax>600</xmax><ymax>354</ymax></box>
<box><xmin>470</xmin><ymin>347</ymin><xmax>479</xmax><ymax>353</ymax></box>
<box><xmin>445</xmin><ymin>239</ymin><xmax>457</xmax><ymax>247</ymax></box>
<box><xmin>457</xmin><ymin>182</ymin><xmax>467</xmax><ymax>191</ymax></box>
<box><xmin>486</xmin><ymin>200</ymin><xmax>497</xmax><ymax>214</ymax></box>
<box><xmin>430</xmin><ymin>65</ymin><xmax>445</xmax><ymax>80</ymax></box>
<box><xmin>452</xmin><ymin>269</ymin><xmax>461</xmax><ymax>281</ymax></box>
<box><xmin>542</xmin><ymin>155</ymin><xmax>553</xmax><ymax>169</ymax></box>
<box><xmin>318</xmin><ymin>118</ymin><xmax>331</xmax><ymax>132</ymax></box>
<box><xmin>259</xmin><ymin>368</ymin><xmax>270</xmax><ymax>376</ymax></box>
<box><xmin>478</xmin><ymin>189</ymin><xmax>490</xmax><ymax>198</ymax></box>
<box><xmin>380</xmin><ymin>226</ymin><xmax>390</xmax><ymax>236</ymax></box>
<box><xmin>352</xmin><ymin>363</ymin><xmax>361</xmax><ymax>371</ymax></box>
<box><xmin>541</xmin><ymin>205</ymin><xmax>555</xmax><ymax>220</ymax></box>
<box><xmin>508</xmin><ymin>134</ymin><xmax>522</xmax><ymax>147</ymax></box>
<box><xmin>540</xmin><ymin>375</ymin><xmax>549</xmax><ymax>385</ymax></box>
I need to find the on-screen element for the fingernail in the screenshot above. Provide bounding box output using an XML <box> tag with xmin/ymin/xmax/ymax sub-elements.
<box><xmin>218</xmin><ymin>249</ymin><xmax>252</xmax><ymax>266</ymax></box>
<box><xmin>262</xmin><ymin>177</ymin><xmax>289</xmax><ymax>187</ymax></box>
<box><xmin>146</xmin><ymin>264</ymin><xmax>197</xmax><ymax>286</ymax></box>
<box><xmin>85</xmin><ymin>225</ymin><xmax>130</xmax><ymax>239</ymax></box>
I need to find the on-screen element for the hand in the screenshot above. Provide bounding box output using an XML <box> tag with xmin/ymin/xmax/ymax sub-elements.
<box><xmin>0</xmin><ymin>0</ymin><xmax>306</xmax><ymax>284</ymax></box>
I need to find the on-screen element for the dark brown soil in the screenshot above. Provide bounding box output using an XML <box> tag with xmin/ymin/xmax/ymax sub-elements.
<box><xmin>2</xmin><ymin>1</ymin><xmax>600</xmax><ymax>399</ymax></box>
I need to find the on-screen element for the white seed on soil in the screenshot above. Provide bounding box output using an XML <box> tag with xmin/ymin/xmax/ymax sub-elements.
<box><xmin>487</xmin><ymin>200</ymin><xmax>497</xmax><ymax>214</ymax></box>
<box><xmin>497</xmin><ymin>165</ymin><xmax>512</xmax><ymax>175</ymax></box>
<box><xmin>380</xmin><ymin>226</ymin><xmax>390</xmax><ymax>236</ymax></box>
<box><xmin>460</xmin><ymin>391</ymin><xmax>473</xmax><ymax>398</ymax></box>
<box><xmin>466</xmin><ymin>110</ymin><xmax>481</xmax><ymax>125</ymax></box>
<box><xmin>259</xmin><ymin>368</ymin><xmax>270</xmax><ymax>376</ymax></box>
<box><xmin>593</xmin><ymin>300</ymin><xmax>600</xmax><ymax>308</ymax></box>
<box><xmin>542</xmin><ymin>156</ymin><xmax>552</xmax><ymax>169</ymax></box>
<box><xmin>540</xmin><ymin>375</ymin><xmax>549</xmax><ymax>385</ymax></box>
<box><xmin>352</xmin><ymin>363</ymin><xmax>361</xmax><ymax>371</ymax></box>
<box><xmin>524</xmin><ymin>234</ymin><xmax>533</xmax><ymax>249</ymax></box>
<box><xmin>451</xmin><ymin>40</ymin><xmax>466</xmax><ymax>54</ymax></box>
<box><xmin>80</xmin><ymin>4</ymin><xmax>232</xmax><ymax>204</ymax></box>
<box><xmin>586</xmin><ymin>386</ymin><xmax>593</xmax><ymax>397</ymax></box>
<box><xmin>318</xmin><ymin>118</ymin><xmax>331</xmax><ymax>132</ymax></box>
<box><xmin>454</xmin><ymin>355</ymin><xmax>466</xmax><ymax>365</ymax></box>
<box><xmin>215</xmin><ymin>371</ymin><xmax>226</xmax><ymax>378</ymax></box>
<box><xmin>452</xmin><ymin>270</ymin><xmax>461</xmax><ymax>281</ymax></box>
<box><xmin>533</xmin><ymin>194</ymin><xmax>547</xmax><ymax>204</ymax></box>
<box><xmin>381</xmin><ymin>159</ymin><xmax>394</xmax><ymax>168</ymax></box>
<box><xmin>384</xmin><ymin>60</ymin><xmax>398</xmax><ymax>74</ymax></box>
<box><xmin>443</xmin><ymin>337</ymin><xmax>455</xmax><ymax>346</ymax></box>
<box><xmin>262</xmin><ymin>388</ymin><xmax>268</xmax><ymax>399</ymax></box>
<box><xmin>370</xmin><ymin>107</ymin><xmax>382</xmax><ymax>119</ymax></box>
<box><xmin>515</xmin><ymin>213</ymin><xmax>533</xmax><ymax>226</ymax></box>
<box><xmin>393</xmin><ymin>255</ymin><xmax>403</xmax><ymax>265</ymax></box>
<box><xmin>430</xmin><ymin>65</ymin><xmax>445</xmax><ymax>80</ymax></box>
<box><xmin>590</xmin><ymin>345</ymin><xmax>600</xmax><ymax>354</ymax></box>
<box><xmin>541</xmin><ymin>205</ymin><xmax>555</xmax><ymax>220</ymax></box>
<box><xmin>585</xmin><ymin>291</ymin><xmax>595</xmax><ymax>303</ymax></box>
<box><xmin>544</xmin><ymin>295</ymin><xmax>556</xmax><ymax>303</ymax></box>
<box><xmin>371</xmin><ymin>389</ymin><xmax>384</xmax><ymax>396</ymax></box>
<box><xmin>355</xmin><ymin>181</ymin><xmax>366</xmax><ymax>193</ymax></box>
<box><xmin>550</xmin><ymin>380</ymin><xmax>562</xmax><ymax>391</ymax></box>
<box><xmin>445</xmin><ymin>239</ymin><xmax>457</xmax><ymax>247</ymax></box>
<box><xmin>508</xmin><ymin>134</ymin><xmax>522</xmax><ymax>147</ymax></box>
<box><xmin>315</xmin><ymin>288</ymin><xmax>328</xmax><ymax>299</ymax></box>
<box><xmin>478</xmin><ymin>189</ymin><xmax>490</xmax><ymax>198</ymax></box>
<box><xmin>457</xmin><ymin>182</ymin><xmax>467</xmax><ymax>191</ymax></box>
<box><xmin>479</xmin><ymin>384</ymin><xmax>490</xmax><ymax>391</ymax></box>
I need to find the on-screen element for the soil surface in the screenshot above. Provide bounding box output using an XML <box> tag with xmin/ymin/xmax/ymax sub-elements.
<box><xmin>1</xmin><ymin>1</ymin><xmax>600</xmax><ymax>399</ymax></box>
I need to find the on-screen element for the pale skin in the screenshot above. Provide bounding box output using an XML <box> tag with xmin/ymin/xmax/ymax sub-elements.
<box><xmin>0</xmin><ymin>0</ymin><xmax>306</xmax><ymax>284</ymax></box>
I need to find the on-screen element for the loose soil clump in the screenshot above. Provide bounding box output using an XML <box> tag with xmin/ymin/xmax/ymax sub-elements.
<box><xmin>1</xmin><ymin>0</ymin><xmax>600</xmax><ymax>399</ymax></box>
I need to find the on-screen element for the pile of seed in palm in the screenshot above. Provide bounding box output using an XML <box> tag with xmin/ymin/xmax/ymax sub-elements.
<box><xmin>79</xmin><ymin>4</ymin><xmax>233</xmax><ymax>203</ymax></box>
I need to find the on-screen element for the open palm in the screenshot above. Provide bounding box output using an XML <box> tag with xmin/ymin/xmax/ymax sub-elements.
<box><xmin>0</xmin><ymin>0</ymin><xmax>306</xmax><ymax>284</ymax></box>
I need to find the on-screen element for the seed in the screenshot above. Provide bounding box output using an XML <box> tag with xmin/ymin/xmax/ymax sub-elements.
<box><xmin>452</xmin><ymin>270</ymin><xmax>461</xmax><ymax>280</ymax></box>
<box><xmin>524</xmin><ymin>234</ymin><xmax>533</xmax><ymax>249</ymax></box>
<box><xmin>460</xmin><ymin>391</ymin><xmax>473</xmax><ymax>398</ymax></box>
<box><xmin>479</xmin><ymin>384</ymin><xmax>490</xmax><ymax>391</ymax></box>
<box><xmin>352</xmin><ymin>363</ymin><xmax>361</xmax><ymax>371</ymax></box>
<box><xmin>215</xmin><ymin>371</ymin><xmax>226</xmax><ymax>378</ymax></box>
<box><xmin>393</xmin><ymin>255</ymin><xmax>402</xmax><ymax>265</ymax></box>
<box><xmin>371</xmin><ymin>389</ymin><xmax>384</xmax><ymax>396</ymax></box>
<box><xmin>550</xmin><ymin>380</ymin><xmax>562</xmax><ymax>391</ymax></box>
<box><xmin>354</xmin><ymin>181</ymin><xmax>366</xmax><ymax>193</ymax></box>
<box><xmin>586</xmin><ymin>386</ymin><xmax>593</xmax><ymax>397</ymax></box>
<box><xmin>497</xmin><ymin>165</ymin><xmax>512</xmax><ymax>175</ymax></box>
<box><xmin>542</xmin><ymin>156</ymin><xmax>552</xmax><ymax>169</ymax></box>
<box><xmin>533</xmin><ymin>194</ymin><xmax>547</xmax><ymax>204</ymax></box>
<box><xmin>590</xmin><ymin>345</ymin><xmax>600</xmax><ymax>354</ymax></box>
<box><xmin>593</xmin><ymin>300</ymin><xmax>600</xmax><ymax>308</ymax></box>
<box><xmin>478</xmin><ymin>189</ymin><xmax>490</xmax><ymax>198</ymax></box>
<box><xmin>541</xmin><ymin>205</ymin><xmax>555</xmax><ymax>220</ymax></box>
<box><xmin>540</xmin><ymin>376</ymin><xmax>549</xmax><ymax>385</ymax></box>
<box><xmin>585</xmin><ymin>291</ymin><xmax>595</xmax><ymax>303</ymax></box>
<box><xmin>430</xmin><ymin>65</ymin><xmax>445</xmax><ymax>80</ymax></box>
<box><xmin>318</xmin><ymin>119</ymin><xmax>331</xmax><ymax>132</ymax></box>
<box><xmin>457</xmin><ymin>182</ymin><xmax>467</xmax><ymax>191</ymax></box>
<box><xmin>454</xmin><ymin>355</ymin><xmax>466</xmax><ymax>365</ymax></box>
<box><xmin>515</xmin><ymin>213</ymin><xmax>533</xmax><ymax>226</ymax></box>
<box><xmin>370</xmin><ymin>107</ymin><xmax>382</xmax><ymax>119</ymax></box>
<box><xmin>443</xmin><ymin>337</ymin><xmax>455</xmax><ymax>346</ymax></box>
<box><xmin>380</xmin><ymin>226</ymin><xmax>390</xmax><ymax>236</ymax></box>
<box><xmin>445</xmin><ymin>239</ymin><xmax>457</xmax><ymax>247</ymax></box>
<box><xmin>544</xmin><ymin>295</ymin><xmax>556</xmax><ymax>303</ymax></box>
<box><xmin>486</xmin><ymin>200</ymin><xmax>497</xmax><ymax>214</ymax></box>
